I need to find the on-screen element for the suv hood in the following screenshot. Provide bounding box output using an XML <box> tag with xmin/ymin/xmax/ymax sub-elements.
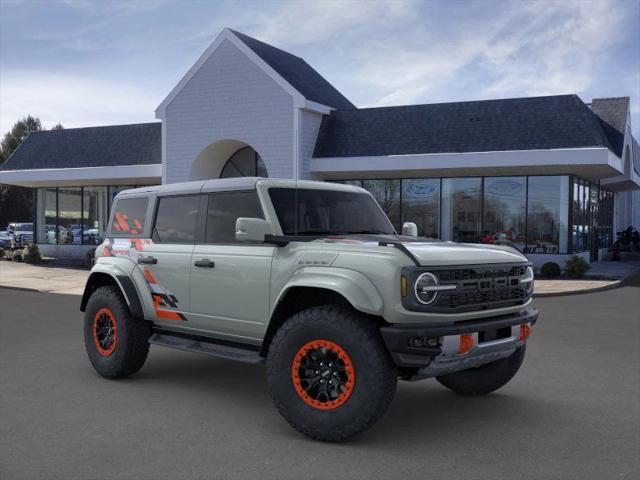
<box><xmin>402</xmin><ymin>241</ymin><xmax>527</xmax><ymax>266</ymax></box>
<box><xmin>319</xmin><ymin>235</ymin><xmax>527</xmax><ymax>266</ymax></box>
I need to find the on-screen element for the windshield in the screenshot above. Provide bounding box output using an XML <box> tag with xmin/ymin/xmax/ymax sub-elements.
<box><xmin>268</xmin><ymin>188</ymin><xmax>396</xmax><ymax>236</ymax></box>
<box><xmin>13</xmin><ymin>223</ymin><xmax>33</xmax><ymax>231</ymax></box>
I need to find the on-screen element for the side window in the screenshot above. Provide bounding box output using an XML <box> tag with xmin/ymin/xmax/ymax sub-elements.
<box><xmin>206</xmin><ymin>191</ymin><xmax>263</xmax><ymax>243</ymax></box>
<box><xmin>153</xmin><ymin>195</ymin><xmax>201</xmax><ymax>243</ymax></box>
<box><xmin>110</xmin><ymin>197</ymin><xmax>148</xmax><ymax>236</ymax></box>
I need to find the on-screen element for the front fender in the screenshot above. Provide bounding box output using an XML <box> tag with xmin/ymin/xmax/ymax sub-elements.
<box><xmin>275</xmin><ymin>267</ymin><xmax>384</xmax><ymax>315</ymax></box>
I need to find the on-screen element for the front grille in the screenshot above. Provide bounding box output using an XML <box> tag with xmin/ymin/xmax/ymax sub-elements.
<box><xmin>403</xmin><ymin>263</ymin><xmax>532</xmax><ymax>313</ymax></box>
<box><xmin>432</xmin><ymin>265</ymin><xmax>530</xmax><ymax>312</ymax></box>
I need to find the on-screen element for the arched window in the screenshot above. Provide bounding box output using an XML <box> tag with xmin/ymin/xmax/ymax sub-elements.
<box><xmin>220</xmin><ymin>146</ymin><xmax>268</xmax><ymax>178</ymax></box>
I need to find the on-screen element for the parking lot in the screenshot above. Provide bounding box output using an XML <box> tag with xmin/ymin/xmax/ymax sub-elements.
<box><xmin>1</xmin><ymin>286</ymin><xmax>638</xmax><ymax>480</ymax></box>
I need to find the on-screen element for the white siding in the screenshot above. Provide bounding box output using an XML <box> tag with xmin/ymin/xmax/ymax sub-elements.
<box><xmin>163</xmin><ymin>39</ymin><xmax>294</xmax><ymax>183</ymax></box>
<box><xmin>299</xmin><ymin>110</ymin><xmax>323</xmax><ymax>180</ymax></box>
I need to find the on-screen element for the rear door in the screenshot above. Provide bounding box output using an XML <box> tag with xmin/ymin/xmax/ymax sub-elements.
<box><xmin>141</xmin><ymin>194</ymin><xmax>202</xmax><ymax>323</ymax></box>
<box><xmin>189</xmin><ymin>190</ymin><xmax>275</xmax><ymax>342</ymax></box>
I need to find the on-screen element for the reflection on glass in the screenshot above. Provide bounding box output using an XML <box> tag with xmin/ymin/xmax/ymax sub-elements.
<box><xmin>402</xmin><ymin>179</ymin><xmax>440</xmax><ymax>238</ymax></box>
<box><xmin>362</xmin><ymin>180</ymin><xmax>401</xmax><ymax>231</ymax></box>
<box><xmin>441</xmin><ymin>178</ymin><xmax>482</xmax><ymax>243</ymax></box>
<box><xmin>526</xmin><ymin>176</ymin><xmax>569</xmax><ymax>254</ymax></box>
<box><xmin>83</xmin><ymin>187</ymin><xmax>108</xmax><ymax>245</ymax></box>
<box><xmin>36</xmin><ymin>188</ymin><xmax>58</xmax><ymax>244</ymax></box>
<box><xmin>220</xmin><ymin>147</ymin><xmax>268</xmax><ymax>178</ymax></box>
<box><xmin>482</xmin><ymin>177</ymin><xmax>526</xmax><ymax>251</ymax></box>
<box><xmin>57</xmin><ymin>188</ymin><xmax>82</xmax><ymax>245</ymax></box>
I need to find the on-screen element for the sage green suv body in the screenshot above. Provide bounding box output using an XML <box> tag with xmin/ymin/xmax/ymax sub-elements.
<box><xmin>81</xmin><ymin>178</ymin><xmax>538</xmax><ymax>441</ymax></box>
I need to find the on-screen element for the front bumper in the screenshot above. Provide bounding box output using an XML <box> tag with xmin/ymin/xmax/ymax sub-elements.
<box><xmin>380</xmin><ymin>307</ymin><xmax>538</xmax><ymax>379</ymax></box>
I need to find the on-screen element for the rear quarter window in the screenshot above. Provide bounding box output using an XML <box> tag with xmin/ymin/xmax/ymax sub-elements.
<box><xmin>109</xmin><ymin>197</ymin><xmax>149</xmax><ymax>237</ymax></box>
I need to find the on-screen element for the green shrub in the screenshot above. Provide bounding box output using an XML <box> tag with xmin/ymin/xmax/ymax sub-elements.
<box><xmin>84</xmin><ymin>248</ymin><xmax>96</xmax><ymax>268</ymax></box>
<box><xmin>540</xmin><ymin>262</ymin><xmax>561</xmax><ymax>278</ymax></box>
<box><xmin>0</xmin><ymin>248</ymin><xmax>4</xmax><ymax>259</ymax></box>
<box><xmin>564</xmin><ymin>255</ymin><xmax>590</xmax><ymax>278</ymax></box>
<box><xmin>12</xmin><ymin>251</ymin><xmax>24</xmax><ymax>262</ymax></box>
<box><xmin>22</xmin><ymin>243</ymin><xmax>42</xmax><ymax>264</ymax></box>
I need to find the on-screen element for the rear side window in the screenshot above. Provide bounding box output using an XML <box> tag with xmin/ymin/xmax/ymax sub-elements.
<box><xmin>153</xmin><ymin>195</ymin><xmax>201</xmax><ymax>243</ymax></box>
<box><xmin>110</xmin><ymin>197</ymin><xmax>148</xmax><ymax>236</ymax></box>
<box><xmin>206</xmin><ymin>191</ymin><xmax>263</xmax><ymax>243</ymax></box>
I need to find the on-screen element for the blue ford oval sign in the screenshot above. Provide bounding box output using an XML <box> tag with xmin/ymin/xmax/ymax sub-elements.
<box><xmin>406</xmin><ymin>181</ymin><xmax>439</xmax><ymax>197</ymax></box>
<box><xmin>487</xmin><ymin>179</ymin><xmax>523</xmax><ymax>195</ymax></box>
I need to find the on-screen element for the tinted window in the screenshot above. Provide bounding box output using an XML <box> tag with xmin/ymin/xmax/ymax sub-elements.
<box><xmin>206</xmin><ymin>191</ymin><xmax>263</xmax><ymax>243</ymax></box>
<box><xmin>153</xmin><ymin>195</ymin><xmax>200</xmax><ymax>243</ymax></box>
<box><xmin>110</xmin><ymin>197</ymin><xmax>148</xmax><ymax>236</ymax></box>
<box><xmin>268</xmin><ymin>188</ymin><xmax>395</xmax><ymax>236</ymax></box>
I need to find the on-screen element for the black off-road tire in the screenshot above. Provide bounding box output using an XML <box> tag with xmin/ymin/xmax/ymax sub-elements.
<box><xmin>436</xmin><ymin>345</ymin><xmax>526</xmax><ymax>396</ymax></box>
<box><xmin>266</xmin><ymin>305</ymin><xmax>397</xmax><ymax>442</ymax></box>
<box><xmin>84</xmin><ymin>285</ymin><xmax>151</xmax><ymax>379</ymax></box>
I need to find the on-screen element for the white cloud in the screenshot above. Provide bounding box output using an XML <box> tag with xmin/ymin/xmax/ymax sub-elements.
<box><xmin>0</xmin><ymin>72</ymin><xmax>158</xmax><ymax>133</ymax></box>
<box><xmin>249</xmin><ymin>0</ymin><xmax>411</xmax><ymax>46</ymax></box>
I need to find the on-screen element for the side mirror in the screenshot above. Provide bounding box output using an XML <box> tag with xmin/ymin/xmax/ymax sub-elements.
<box><xmin>402</xmin><ymin>222</ymin><xmax>418</xmax><ymax>237</ymax></box>
<box><xmin>235</xmin><ymin>217</ymin><xmax>271</xmax><ymax>243</ymax></box>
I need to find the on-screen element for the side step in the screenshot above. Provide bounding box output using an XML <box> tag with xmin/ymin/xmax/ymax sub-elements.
<box><xmin>149</xmin><ymin>333</ymin><xmax>265</xmax><ymax>364</ymax></box>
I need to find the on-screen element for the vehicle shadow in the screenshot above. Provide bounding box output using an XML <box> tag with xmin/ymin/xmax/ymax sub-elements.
<box><xmin>134</xmin><ymin>349</ymin><xmax>541</xmax><ymax>447</ymax></box>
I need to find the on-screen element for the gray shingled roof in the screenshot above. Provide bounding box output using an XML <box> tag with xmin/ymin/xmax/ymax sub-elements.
<box><xmin>0</xmin><ymin>122</ymin><xmax>161</xmax><ymax>171</ymax></box>
<box><xmin>589</xmin><ymin>97</ymin><xmax>629</xmax><ymax>157</ymax></box>
<box><xmin>230</xmin><ymin>29</ymin><xmax>355</xmax><ymax>110</ymax></box>
<box><xmin>313</xmin><ymin>94</ymin><xmax>616</xmax><ymax>158</ymax></box>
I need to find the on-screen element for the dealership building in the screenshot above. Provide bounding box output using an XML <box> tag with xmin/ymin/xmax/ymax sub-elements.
<box><xmin>1</xmin><ymin>28</ymin><xmax>638</xmax><ymax>267</ymax></box>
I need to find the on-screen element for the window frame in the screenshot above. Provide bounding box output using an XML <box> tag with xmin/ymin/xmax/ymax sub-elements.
<box><xmin>200</xmin><ymin>189</ymin><xmax>266</xmax><ymax>246</ymax></box>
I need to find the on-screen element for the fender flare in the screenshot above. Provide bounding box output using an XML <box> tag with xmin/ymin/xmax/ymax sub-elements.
<box><xmin>80</xmin><ymin>264</ymin><xmax>144</xmax><ymax>320</ymax></box>
<box><xmin>273</xmin><ymin>267</ymin><xmax>384</xmax><ymax>316</ymax></box>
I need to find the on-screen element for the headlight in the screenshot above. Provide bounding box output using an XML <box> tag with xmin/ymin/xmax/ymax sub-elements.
<box><xmin>414</xmin><ymin>272</ymin><xmax>441</xmax><ymax>305</ymax></box>
<box><xmin>521</xmin><ymin>266</ymin><xmax>534</xmax><ymax>294</ymax></box>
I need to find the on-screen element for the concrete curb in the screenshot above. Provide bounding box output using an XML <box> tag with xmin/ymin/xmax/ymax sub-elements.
<box><xmin>0</xmin><ymin>285</ymin><xmax>41</xmax><ymax>293</ymax></box>
<box><xmin>533</xmin><ymin>280</ymin><xmax>623</xmax><ymax>298</ymax></box>
<box><xmin>0</xmin><ymin>284</ymin><xmax>82</xmax><ymax>295</ymax></box>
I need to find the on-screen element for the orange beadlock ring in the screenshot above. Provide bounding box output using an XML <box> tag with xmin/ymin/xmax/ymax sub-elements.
<box><xmin>93</xmin><ymin>307</ymin><xmax>117</xmax><ymax>357</ymax></box>
<box><xmin>291</xmin><ymin>339</ymin><xmax>355</xmax><ymax>410</ymax></box>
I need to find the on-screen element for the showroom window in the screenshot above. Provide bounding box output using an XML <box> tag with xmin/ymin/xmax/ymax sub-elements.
<box><xmin>482</xmin><ymin>177</ymin><xmax>526</xmax><ymax>250</ymax></box>
<box><xmin>57</xmin><ymin>188</ymin><xmax>82</xmax><ymax>245</ymax></box>
<box><xmin>362</xmin><ymin>180</ymin><xmax>401</xmax><ymax>231</ymax></box>
<box><xmin>35</xmin><ymin>188</ymin><xmax>58</xmax><ymax>244</ymax></box>
<box><xmin>526</xmin><ymin>176</ymin><xmax>569</xmax><ymax>254</ymax></box>
<box><xmin>35</xmin><ymin>185</ymin><xmax>155</xmax><ymax>245</ymax></box>
<box><xmin>441</xmin><ymin>178</ymin><xmax>482</xmax><ymax>243</ymax></box>
<box><xmin>402</xmin><ymin>179</ymin><xmax>440</xmax><ymax>238</ymax></box>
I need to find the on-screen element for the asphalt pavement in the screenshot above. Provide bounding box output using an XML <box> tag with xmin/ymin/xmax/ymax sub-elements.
<box><xmin>1</xmin><ymin>287</ymin><xmax>638</xmax><ymax>480</ymax></box>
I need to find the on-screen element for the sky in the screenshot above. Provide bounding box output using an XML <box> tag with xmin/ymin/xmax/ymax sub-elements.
<box><xmin>1</xmin><ymin>0</ymin><xmax>639</xmax><ymax>137</ymax></box>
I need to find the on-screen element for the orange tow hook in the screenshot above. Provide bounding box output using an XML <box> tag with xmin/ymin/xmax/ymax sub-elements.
<box><xmin>459</xmin><ymin>334</ymin><xmax>474</xmax><ymax>354</ymax></box>
<box><xmin>519</xmin><ymin>323</ymin><xmax>532</xmax><ymax>342</ymax></box>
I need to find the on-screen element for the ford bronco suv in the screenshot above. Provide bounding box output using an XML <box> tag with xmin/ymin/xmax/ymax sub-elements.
<box><xmin>81</xmin><ymin>178</ymin><xmax>538</xmax><ymax>441</ymax></box>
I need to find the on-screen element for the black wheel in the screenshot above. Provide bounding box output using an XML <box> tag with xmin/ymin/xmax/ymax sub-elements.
<box><xmin>436</xmin><ymin>345</ymin><xmax>526</xmax><ymax>396</ymax></box>
<box><xmin>84</xmin><ymin>285</ymin><xmax>151</xmax><ymax>379</ymax></box>
<box><xmin>266</xmin><ymin>305</ymin><xmax>397</xmax><ymax>442</ymax></box>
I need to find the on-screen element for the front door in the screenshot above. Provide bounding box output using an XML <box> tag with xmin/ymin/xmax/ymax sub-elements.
<box><xmin>141</xmin><ymin>194</ymin><xmax>201</xmax><ymax>324</ymax></box>
<box><xmin>189</xmin><ymin>191</ymin><xmax>274</xmax><ymax>342</ymax></box>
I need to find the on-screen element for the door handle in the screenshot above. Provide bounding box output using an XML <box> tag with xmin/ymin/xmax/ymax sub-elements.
<box><xmin>139</xmin><ymin>255</ymin><xmax>157</xmax><ymax>264</ymax></box>
<box><xmin>194</xmin><ymin>259</ymin><xmax>215</xmax><ymax>268</ymax></box>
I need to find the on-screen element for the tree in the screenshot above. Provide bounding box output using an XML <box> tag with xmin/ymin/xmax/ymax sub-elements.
<box><xmin>0</xmin><ymin>116</ymin><xmax>58</xmax><ymax>228</ymax></box>
<box><xmin>0</xmin><ymin>115</ymin><xmax>42</xmax><ymax>164</ymax></box>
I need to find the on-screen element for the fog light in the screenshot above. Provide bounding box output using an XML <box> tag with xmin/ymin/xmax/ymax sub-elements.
<box><xmin>459</xmin><ymin>334</ymin><xmax>474</xmax><ymax>354</ymax></box>
<box><xmin>519</xmin><ymin>323</ymin><xmax>532</xmax><ymax>341</ymax></box>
